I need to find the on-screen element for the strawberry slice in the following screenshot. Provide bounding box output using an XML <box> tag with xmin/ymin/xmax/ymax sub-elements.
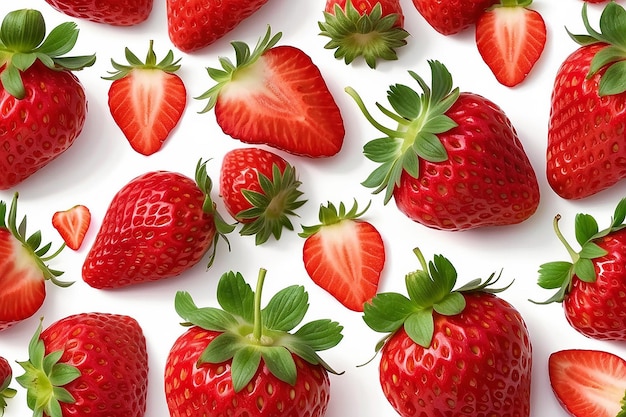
<box><xmin>104</xmin><ymin>40</ymin><xmax>187</xmax><ymax>156</ymax></box>
<box><xmin>549</xmin><ymin>349</ymin><xmax>626</xmax><ymax>417</ymax></box>
<box><xmin>299</xmin><ymin>200</ymin><xmax>385</xmax><ymax>312</ymax></box>
<box><xmin>52</xmin><ymin>205</ymin><xmax>91</xmax><ymax>250</ymax></box>
<box><xmin>475</xmin><ymin>0</ymin><xmax>547</xmax><ymax>87</ymax></box>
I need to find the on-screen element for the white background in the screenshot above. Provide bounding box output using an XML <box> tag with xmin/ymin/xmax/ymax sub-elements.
<box><xmin>2</xmin><ymin>0</ymin><xmax>626</xmax><ymax>416</ymax></box>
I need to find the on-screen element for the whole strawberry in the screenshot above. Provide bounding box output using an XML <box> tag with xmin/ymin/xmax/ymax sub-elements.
<box><xmin>346</xmin><ymin>60</ymin><xmax>540</xmax><ymax>231</ymax></box>
<box><xmin>318</xmin><ymin>0</ymin><xmax>410</xmax><ymax>68</ymax></box>
<box><xmin>0</xmin><ymin>9</ymin><xmax>95</xmax><ymax>190</ymax></box>
<box><xmin>167</xmin><ymin>0</ymin><xmax>269</xmax><ymax>52</ymax></box>
<box><xmin>0</xmin><ymin>356</ymin><xmax>16</xmax><ymax>417</ymax></box>
<box><xmin>82</xmin><ymin>160</ymin><xmax>233</xmax><ymax>289</ymax></box>
<box><xmin>164</xmin><ymin>269</ymin><xmax>343</xmax><ymax>417</ymax></box>
<box><xmin>220</xmin><ymin>147</ymin><xmax>306</xmax><ymax>245</ymax></box>
<box><xmin>547</xmin><ymin>2</ymin><xmax>626</xmax><ymax>199</ymax></box>
<box><xmin>16</xmin><ymin>313</ymin><xmax>148</xmax><ymax>417</ymax></box>
<box><xmin>535</xmin><ymin>198</ymin><xmax>626</xmax><ymax>341</ymax></box>
<box><xmin>198</xmin><ymin>27</ymin><xmax>345</xmax><ymax>158</ymax></box>
<box><xmin>411</xmin><ymin>0</ymin><xmax>498</xmax><ymax>35</ymax></box>
<box><xmin>363</xmin><ymin>248</ymin><xmax>532</xmax><ymax>417</ymax></box>
<box><xmin>43</xmin><ymin>0</ymin><xmax>153</xmax><ymax>25</ymax></box>
<box><xmin>0</xmin><ymin>193</ymin><xmax>72</xmax><ymax>332</ymax></box>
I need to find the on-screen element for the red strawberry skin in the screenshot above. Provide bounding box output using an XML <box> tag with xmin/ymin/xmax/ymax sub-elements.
<box><xmin>167</xmin><ymin>0</ymin><xmax>269</xmax><ymax>52</ymax></box>
<box><xmin>82</xmin><ymin>170</ymin><xmax>218</xmax><ymax>289</ymax></box>
<box><xmin>379</xmin><ymin>293</ymin><xmax>532</xmax><ymax>417</ymax></box>
<box><xmin>411</xmin><ymin>0</ymin><xmax>498</xmax><ymax>35</ymax></box>
<box><xmin>164</xmin><ymin>326</ymin><xmax>331</xmax><ymax>417</ymax></box>
<box><xmin>547</xmin><ymin>43</ymin><xmax>626</xmax><ymax>200</ymax></box>
<box><xmin>39</xmin><ymin>313</ymin><xmax>148</xmax><ymax>416</ymax></box>
<box><xmin>43</xmin><ymin>0</ymin><xmax>153</xmax><ymax>26</ymax></box>
<box><xmin>0</xmin><ymin>61</ymin><xmax>87</xmax><ymax>190</ymax></box>
<box><xmin>393</xmin><ymin>92</ymin><xmax>540</xmax><ymax>231</ymax></box>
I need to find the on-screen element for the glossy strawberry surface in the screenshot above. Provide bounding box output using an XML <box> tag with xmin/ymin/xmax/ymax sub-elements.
<box><xmin>43</xmin><ymin>0</ymin><xmax>153</xmax><ymax>25</ymax></box>
<box><xmin>411</xmin><ymin>0</ymin><xmax>498</xmax><ymax>35</ymax></box>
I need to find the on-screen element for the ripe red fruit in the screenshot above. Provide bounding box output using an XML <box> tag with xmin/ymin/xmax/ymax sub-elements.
<box><xmin>411</xmin><ymin>0</ymin><xmax>498</xmax><ymax>35</ymax></box>
<box><xmin>318</xmin><ymin>0</ymin><xmax>410</xmax><ymax>68</ymax></box>
<box><xmin>363</xmin><ymin>248</ymin><xmax>532</xmax><ymax>417</ymax></box>
<box><xmin>167</xmin><ymin>0</ymin><xmax>269</xmax><ymax>52</ymax></box>
<box><xmin>43</xmin><ymin>0</ymin><xmax>153</xmax><ymax>26</ymax></box>
<box><xmin>0</xmin><ymin>9</ymin><xmax>95</xmax><ymax>190</ymax></box>
<box><xmin>300</xmin><ymin>200</ymin><xmax>385</xmax><ymax>311</ymax></box>
<box><xmin>220</xmin><ymin>147</ymin><xmax>306</xmax><ymax>245</ymax></box>
<box><xmin>0</xmin><ymin>356</ymin><xmax>17</xmax><ymax>416</ymax></box>
<box><xmin>547</xmin><ymin>2</ymin><xmax>626</xmax><ymax>199</ymax></box>
<box><xmin>82</xmin><ymin>160</ymin><xmax>234</xmax><ymax>289</ymax></box>
<box><xmin>16</xmin><ymin>314</ymin><xmax>148</xmax><ymax>417</ymax></box>
<box><xmin>534</xmin><ymin>198</ymin><xmax>626</xmax><ymax>341</ymax></box>
<box><xmin>346</xmin><ymin>60</ymin><xmax>540</xmax><ymax>231</ymax></box>
<box><xmin>164</xmin><ymin>269</ymin><xmax>343</xmax><ymax>417</ymax></box>
<box><xmin>197</xmin><ymin>28</ymin><xmax>345</xmax><ymax>158</ymax></box>
<box><xmin>52</xmin><ymin>204</ymin><xmax>91</xmax><ymax>251</ymax></box>
<box><xmin>104</xmin><ymin>41</ymin><xmax>187</xmax><ymax>156</ymax></box>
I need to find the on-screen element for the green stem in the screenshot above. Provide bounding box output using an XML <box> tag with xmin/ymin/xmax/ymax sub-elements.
<box><xmin>553</xmin><ymin>215</ymin><xmax>580</xmax><ymax>263</ymax></box>
<box><xmin>253</xmin><ymin>268</ymin><xmax>267</xmax><ymax>341</ymax></box>
<box><xmin>413</xmin><ymin>247</ymin><xmax>428</xmax><ymax>271</ymax></box>
<box><xmin>40</xmin><ymin>243</ymin><xmax>65</xmax><ymax>262</ymax></box>
<box><xmin>345</xmin><ymin>86</ymin><xmax>401</xmax><ymax>137</ymax></box>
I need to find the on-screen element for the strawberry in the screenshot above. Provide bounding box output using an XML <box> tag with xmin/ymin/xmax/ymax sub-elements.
<box><xmin>318</xmin><ymin>0</ymin><xmax>410</xmax><ymax>68</ymax></box>
<box><xmin>164</xmin><ymin>268</ymin><xmax>343</xmax><ymax>417</ymax></box>
<box><xmin>411</xmin><ymin>0</ymin><xmax>498</xmax><ymax>35</ymax></box>
<box><xmin>16</xmin><ymin>313</ymin><xmax>148</xmax><ymax>417</ymax></box>
<box><xmin>52</xmin><ymin>204</ymin><xmax>91</xmax><ymax>251</ymax></box>
<box><xmin>0</xmin><ymin>357</ymin><xmax>16</xmax><ymax>417</ymax></box>
<box><xmin>103</xmin><ymin>41</ymin><xmax>187</xmax><ymax>156</ymax></box>
<box><xmin>299</xmin><ymin>200</ymin><xmax>385</xmax><ymax>312</ymax></box>
<box><xmin>363</xmin><ymin>248</ymin><xmax>533</xmax><ymax>417</ymax></box>
<box><xmin>475</xmin><ymin>0</ymin><xmax>547</xmax><ymax>87</ymax></box>
<box><xmin>547</xmin><ymin>2</ymin><xmax>626</xmax><ymax>199</ymax></box>
<box><xmin>346</xmin><ymin>60</ymin><xmax>540</xmax><ymax>231</ymax></box>
<box><xmin>167</xmin><ymin>0</ymin><xmax>269</xmax><ymax>53</ymax></box>
<box><xmin>0</xmin><ymin>193</ymin><xmax>72</xmax><ymax>332</ymax></box>
<box><xmin>534</xmin><ymin>198</ymin><xmax>626</xmax><ymax>341</ymax></box>
<box><xmin>43</xmin><ymin>0</ymin><xmax>153</xmax><ymax>26</ymax></box>
<box><xmin>219</xmin><ymin>147</ymin><xmax>306</xmax><ymax>245</ymax></box>
<box><xmin>82</xmin><ymin>160</ymin><xmax>234</xmax><ymax>289</ymax></box>
<box><xmin>549</xmin><ymin>349</ymin><xmax>626</xmax><ymax>417</ymax></box>
<box><xmin>197</xmin><ymin>27</ymin><xmax>345</xmax><ymax>158</ymax></box>
<box><xmin>0</xmin><ymin>9</ymin><xmax>95</xmax><ymax>190</ymax></box>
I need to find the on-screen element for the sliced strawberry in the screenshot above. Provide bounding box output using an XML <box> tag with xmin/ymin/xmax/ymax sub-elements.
<box><xmin>300</xmin><ymin>201</ymin><xmax>385</xmax><ymax>312</ymax></box>
<box><xmin>475</xmin><ymin>0</ymin><xmax>547</xmax><ymax>87</ymax></box>
<box><xmin>52</xmin><ymin>205</ymin><xmax>91</xmax><ymax>251</ymax></box>
<box><xmin>549</xmin><ymin>349</ymin><xmax>626</xmax><ymax>417</ymax></box>
<box><xmin>197</xmin><ymin>27</ymin><xmax>345</xmax><ymax>158</ymax></box>
<box><xmin>104</xmin><ymin>40</ymin><xmax>187</xmax><ymax>156</ymax></box>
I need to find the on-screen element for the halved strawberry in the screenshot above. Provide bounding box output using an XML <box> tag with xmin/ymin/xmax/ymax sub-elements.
<box><xmin>299</xmin><ymin>200</ymin><xmax>385</xmax><ymax>312</ymax></box>
<box><xmin>549</xmin><ymin>349</ymin><xmax>626</xmax><ymax>417</ymax></box>
<box><xmin>52</xmin><ymin>205</ymin><xmax>91</xmax><ymax>251</ymax></box>
<box><xmin>104</xmin><ymin>40</ymin><xmax>187</xmax><ymax>156</ymax></box>
<box><xmin>475</xmin><ymin>0</ymin><xmax>547</xmax><ymax>87</ymax></box>
<box><xmin>197</xmin><ymin>27</ymin><xmax>345</xmax><ymax>158</ymax></box>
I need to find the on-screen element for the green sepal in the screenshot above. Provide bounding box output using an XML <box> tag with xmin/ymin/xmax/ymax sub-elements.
<box><xmin>0</xmin><ymin>374</ymin><xmax>16</xmax><ymax>417</ymax></box>
<box><xmin>102</xmin><ymin>40</ymin><xmax>182</xmax><ymax>81</ymax></box>
<box><xmin>299</xmin><ymin>199</ymin><xmax>371</xmax><ymax>238</ymax></box>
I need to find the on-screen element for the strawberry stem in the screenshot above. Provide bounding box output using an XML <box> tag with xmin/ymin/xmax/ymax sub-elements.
<box><xmin>344</xmin><ymin>87</ymin><xmax>399</xmax><ymax>137</ymax></box>
<box><xmin>253</xmin><ymin>268</ymin><xmax>267</xmax><ymax>342</ymax></box>
<box><xmin>552</xmin><ymin>214</ymin><xmax>580</xmax><ymax>263</ymax></box>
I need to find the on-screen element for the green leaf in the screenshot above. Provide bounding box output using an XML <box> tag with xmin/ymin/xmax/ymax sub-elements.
<box><xmin>293</xmin><ymin>319</ymin><xmax>343</xmax><ymax>351</ymax></box>
<box><xmin>413</xmin><ymin>132</ymin><xmax>447</xmax><ymax>162</ymax></box>
<box><xmin>1</xmin><ymin>63</ymin><xmax>25</xmax><ymax>98</ymax></box>
<box><xmin>363</xmin><ymin>137</ymin><xmax>403</xmax><ymax>163</ymax></box>
<box><xmin>574</xmin><ymin>258</ymin><xmax>597</xmax><ymax>282</ymax></box>
<box><xmin>599</xmin><ymin>60</ymin><xmax>626</xmax><ymax>96</ymax></box>
<box><xmin>36</xmin><ymin>22</ymin><xmax>78</xmax><ymax>57</ymax></box>
<box><xmin>537</xmin><ymin>261</ymin><xmax>573</xmax><ymax>289</ymax></box>
<box><xmin>217</xmin><ymin>272</ymin><xmax>255</xmax><ymax>322</ymax></box>
<box><xmin>231</xmin><ymin>347</ymin><xmax>262</xmax><ymax>392</ymax></box>
<box><xmin>404</xmin><ymin>309</ymin><xmax>434</xmax><ymax>348</ymax></box>
<box><xmin>433</xmin><ymin>292</ymin><xmax>465</xmax><ymax>316</ymax></box>
<box><xmin>199</xmin><ymin>332</ymin><xmax>241</xmax><ymax>364</ymax></box>
<box><xmin>588</xmin><ymin>45</ymin><xmax>625</xmax><ymax>76</ymax></box>
<box><xmin>262</xmin><ymin>285</ymin><xmax>308</xmax><ymax>332</ymax></box>
<box><xmin>261</xmin><ymin>346</ymin><xmax>297</xmax><ymax>385</ymax></box>
<box><xmin>575</xmin><ymin>213</ymin><xmax>598</xmax><ymax>246</ymax></box>
<box><xmin>174</xmin><ymin>291</ymin><xmax>238</xmax><ymax>330</ymax></box>
<box><xmin>401</xmin><ymin>148</ymin><xmax>419</xmax><ymax>178</ymax></box>
<box><xmin>48</xmin><ymin>363</ymin><xmax>80</xmax><ymax>386</ymax></box>
<box><xmin>579</xmin><ymin>242</ymin><xmax>608</xmax><ymax>259</ymax></box>
<box><xmin>387</xmin><ymin>83</ymin><xmax>420</xmax><ymax>119</ymax></box>
<box><xmin>611</xmin><ymin>198</ymin><xmax>626</xmax><ymax>227</ymax></box>
<box><xmin>427</xmin><ymin>60</ymin><xmax>454</xmax><ymax>104</ymax></box>
<box><xmin>598</xmin><ymin>1</ymin><xmax>626</xmax><ymax>47</ymax></box>
<box><xmin>405</xmin><ymin>270</ymin><xmax>439</xmax><ymax>309</ymax></box>
<box><xmin>362</xmin><ymin>292</ymin><xmax>415</xmax><ymax>333</ymax></box>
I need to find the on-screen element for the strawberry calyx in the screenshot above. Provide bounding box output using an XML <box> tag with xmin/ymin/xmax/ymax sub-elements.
<box><xmin>566</xmin><ymin>2</ymin><xmax>626</xmax><ymax>96</ymax></box>
<box><xmin>363</xmin><ymin>248</ymin><xmax>510</xmax><ymax>351</ymax></box>
<box><xmin>299</xmin><ymin>199</ymin><xmax>370</xmax><ymax>237</ymax></box>
<box><xmin>15</xmin><ymin>318</ymin><xmax>81</xmax><ymax>417</ymax></box>
<box><xmin>102</xmin><ymin>39</ymin><xmax>182</xmax><ymax>81</ymax></box>
<box><xmin>1</xmin><ymin>193</ymin><xmax>72</xmax><ymax>288</ymax></box>
<box><xmin>174</xmin><ymin>268</ymin><xmax>344</xmax><ymax>392</ymax></box>
<box><xmin>534</xmin><ymin>197</ymin><xmax>626</xmax><ymax>304</ymax></box>
<box><xmin>345</xmin><ymin>60</ymin><xmax>459</xmax><ymax>204</ymax></box>
<box><xmin>318</xmin><ymin>0</ymin><xmax>409</xmax><ymax>69</ymax></box>
<box><xmin>490</xmin><ymin>0</ymin><xmax>533</xmax><ymax>8</ymax></box>
<box><xmin>0</xmin><ymin>8</ymin><xmax>96</xmax><ymax>99</ymax></box>
<box><xmin>196</xmin><ymin>26</ymin><xmax>282</xmax><ymax>114</ymax></box>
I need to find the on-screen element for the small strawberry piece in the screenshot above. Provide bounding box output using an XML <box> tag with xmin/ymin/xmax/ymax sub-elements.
<box><xmin>0</xmin><ymin>357</ymin><xmax>17</xmax><ymax>417</ymax></box>
<box><xmin>165</xmin><ymin>269</ymin><xmax>343</xmax><ymax>417</ymax></box>
<box><xmin>104</xmin><ymin>40</ymin><xmax>187</xmax><ymax>156</ymax></box>
<box><xmin>300</xmin><ymin>200</ymin><xmax>385</xmax><ymax>311</ymax></box>
<box><xmin>411</xmin><ymin>0</ymin><xmax>498</xmax><ymax>35</ymax></box>
<box><xmin>0</xmin><ymin>193</ymin><xmax>72</xmax><ymax>332</ymax></box>
<box><xmin>16</xmin><ymin>313</ymin><xmax>148</xmax><ymax>417</ymax></box>
<box><xmin>318</xmin><ymin>0</ymin><xmax>410</xmax><ymax>68</ymax></box>
<box><xmin>43</xmin><ymin>0</ymin><xmax>153</xmax><ymax>26</ymax></box>
<box><xmin>475</xmin><ymin>0</ymin><xmax>547</xmax><ymax>87</ymax></box>
<box><xmin>549</xmin><ymin>349</ymin><xmax>626</xmax><ymax>417</ymax></box>
<box><xmin>197</xmin><ymin>27</ymin><xmax>345</xmax><ymax>158</ymax></box>
<box><xmin>220</xmin><ymin>147</ymin><xmax>306</xmax><ymax>245</ymax></box>
<box><xmin>52</xmin><ymin>205</ymin><xmax>91</xmax><ymax>251</ymax></box>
